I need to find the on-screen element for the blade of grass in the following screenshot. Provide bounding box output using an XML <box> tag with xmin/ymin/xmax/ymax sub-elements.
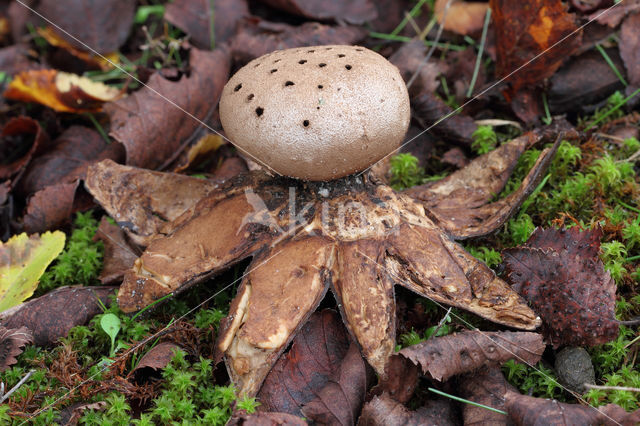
<box><xmin>369</xmin><ymin>31</ymin><xmax>466</xmax><ymax>51</ymax></box>
<box><xmin>541</xmin><ymin>92</ymin><xmax>553</xmax><ymax>125</ymax></box>
<box><xmin>466</xmin><ymin>8</ymin><xmax>491</xmax><ymax>97</ymax></box>
<box><xmin>428</xmin><ymin>387</ymin><xmax>508</xmax><ymax>415</ymax></box>
<box><xmin>390</xmin><ymin>0</ymin><xmax>431</xmax><ymax>37</ymax></box>
<box><xmin>208</xmin><ymin>0</ymin><xmax>215</xmax><ymax>50</ymax></box>
<box><xmin>618</xmin><ymin>200</ymin><xmax>640</xmax><ymax>214</ymax></box>
<box><xmin>595</xmin><ymin>44</ymin><xmax>628</xmax><ymax>87</ymax></box>
<box><xmin>85</xmin><ymin>113</ymin><xmax>111</xmax><ymax>144</ymax></box>
<box><xmin>586</xmin><ymin>87</ymin><xmax>640</xmax><ymax>130</ymax></box>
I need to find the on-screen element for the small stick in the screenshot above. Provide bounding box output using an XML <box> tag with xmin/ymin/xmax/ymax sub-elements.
<box><xmin>583</xmin><ymin>383</ymin><xmax>640</xmax><ymax>393</ymax></box>
<box><xmin>0</xmin><ymin>370</ymin><xmax>35</xmax><ymax>404</ymax></box>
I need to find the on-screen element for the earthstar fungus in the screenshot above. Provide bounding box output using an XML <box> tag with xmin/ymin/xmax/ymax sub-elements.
<box><xmin>86</xmin><ymin>45</ymin><xmax>559</xmax><ymax>397</ymax></box>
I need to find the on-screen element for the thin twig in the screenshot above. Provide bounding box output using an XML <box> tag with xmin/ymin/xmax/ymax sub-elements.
<box><xmin>583</xmin><ymin>383</ymin><xmax>640</xmax><ymax>393</ymax></box>
<box><xmin>0</xmin><ymin>370</ymin><xmax>35</xmax><ymax>404</ymax></box>
<box><xmin>428</xmin><ymin>307</ymin><xmax>452</xmax><ymax>340</ymax></box>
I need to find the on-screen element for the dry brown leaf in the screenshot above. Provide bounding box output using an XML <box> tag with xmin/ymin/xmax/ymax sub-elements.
<box><xmin>37</xmin><ymin>0</ymin><xmax>135</xmax><ymax>54</ymax></box>
<box><xmin>0</xmin><ymin>116</ymin><xmax>50</xmax><ymax>181</ymax></box>
<box><xmin>57</xmin><ymin>401</ymin><xmax>107</xmax><ymax>426</ymax></box>
<box><xmin>165</xmin><ymin>0</ymin><xmax>249</xmax><ymax>49</ymax></box>
<box><xmin>492</xmin><ymin>0</ymin><xmax>582</xmax><ymax>98</ymax></box>
<box><xmin>410</xmin><ymin>90</ymin><xmax>477</xmax><ymax>146</ymax></box>
<box><xmin>1</xmin><ymin>286</ymin><xmax>115</xmax><ymax>346</ymax></box>
<box><xmin>0</xmin><ymin>45</ymin><xmax>38</xmax><ymax>76</ymax></box>
<box><xmin>132</xmin><ymin>342</ymin><xmax>182</xmax><ymax>377</ymax></box>
<box><xmin>389</xmin><ymin>40</ymin><xmax>446</xmax><ymax>96</ymax></box>
<box><xmin>502</xmin><ymin>227</ymin><xmax>619</xmax><ymax>347</ymax></box>
<box><xmin>435</xmin><ymin>0</ymin><xmax>488</xmax><ymax>35</ymax></box>
<box><xmin>37</xmin><ymin>27</ymin><xmax>119</xmax><ymax>71</ymax></box>
<box><xmin>104</xmin><ymin>48</ymin><xmax>230</xmax><ymax>169</ymax></box>
<box><xmin>397</xmin><ymin>330</ymin><xmax>545</xmax><ymax>382</ymax></box>
<box><xmin>22</xmin><ymin>181</ymin><xmax>79</xmax><ymax>234</ymax></box>
<box><xmin>358</xmin><ymin>393</ymin><xmax>458</xmax><ymax>426</ymax></box>
<box><xmin>258</xmin><ymin>310</ymin><xmax>351</xmax><ymax>417</ymax></box>
<box><xmin>228</xmin><ymin>411</ymin><xmax>307</xmax><ymax>426</ymax></box>
<box><xmin>620</xmin><ymin>12</ymin><xmax>640</xmax><ymax>87</ymax></box>
<box><xmin>231</xmin><ymin>18</ymin><xmax>367</xmax><ymax>65</ymax></box>
<box><xmin>19</xmin><ymin>126</ymin><xmax>124</xmax><ymax>196</ymax></box>
<box><xmin>3</xmin><ymin>70</ymin><xmax>123</xmax><ymax>112</ymax></box>
<box><xmin>0</xmin><ymin>326</ymin><xmax>33</xmax><ymax>371</ymax></box>
<box><xmin>505</xmin><ymin>391</ymin><xmax>640</xmax><ymax>425</ymax></box>
<box><xmin>300</xmin><ymin>343</ymin><xmax>374</xmax><ymax>425</ymax></box>
<box><xmin>459</xmin><ymin>366</ymin><xmax>517</xmax><ymax>426</ymax></box>
<box><xmin>257</xmin><ymin>0</ymin><xmax>377</xmax><ymax>25</ymax></box>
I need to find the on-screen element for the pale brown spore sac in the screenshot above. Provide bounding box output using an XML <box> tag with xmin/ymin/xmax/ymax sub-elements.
<box><xmin>219</xmin><ymin>45</ymin><xmax>410</xmax><ymax>181</ymax></box>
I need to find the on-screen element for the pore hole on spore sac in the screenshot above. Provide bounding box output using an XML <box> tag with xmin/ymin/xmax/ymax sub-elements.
<box><xmin>247</xmin><ymin>94</ymin><xmax>254</xmax><ymax>101</ymax></box>
<box><xmin>270</xmin><ymin>69</ymin><xmax>278</xmax><ymax>73</ymax></box>
<box><xmin>299</xmin><ymin>59</ymin><xmax>307</xmax><ymax>64</ymax></box>
<box><xmin>234</xmin><ymin>83</ymin><xmax>242</xmax><ymax>92</ymax></box>
<box><xmin>345</xmin><ymin>65</ymin><xmax>352</xmax><ymax>70</ymax></box>
<box><xmin>319</xmin><ymin>63</ymin><xmax>327</xmax><ymax>68</ymax></box>
<box><xmin>285</xmin><ymin>81</ymin><xmax>295</xmax><ymax>87</ymax></box>
<box><xmin>303</xmin><ymin>120</ymin><xmax>309</xmax><ymax>127</ymax></box>
<box><xmin>256</xmin><ymin>107</ymin><xmax>264</xmax><ymax>117</ymax></box>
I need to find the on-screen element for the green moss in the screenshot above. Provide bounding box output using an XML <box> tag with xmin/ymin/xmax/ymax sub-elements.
<box><xmin>38</xmin><ymin>212</ymin><xmax>103</xmax><ymax>295</ymax></box>
<box><xmin>471</xmin><ymin>125</ymin><xmax>498</xmax><ymax>155</ymax></box>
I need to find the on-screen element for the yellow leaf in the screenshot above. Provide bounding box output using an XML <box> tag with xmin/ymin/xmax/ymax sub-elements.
<box><xmin>0</xmin><ymin>231</ymin><xmax>65</xmax><ymax>312</ymax></box>
<box><xmin>3</xmin><ymin>69</ymin><xmax>123</xmax><ymax>113</ymax></box>
<box><xmin>37</xmin><ymin>27</ymin><xmax>119</xmax><ymax>71</ymax></box>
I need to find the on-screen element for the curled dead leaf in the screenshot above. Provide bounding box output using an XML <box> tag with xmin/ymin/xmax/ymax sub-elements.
<box><xmin>4</xmin><ymin>70</ymin><xmax>123</xmax><ymax>112</ymax></box>
<box><xmin>396</xmin><ymin>330</ymin><xmax>545</xmax><ymax>382</ymax></box>
<box><xmin>0</xmin><ymin>326</ymin><xmax>33</xmax><ymax>371</ymax></box>
<box><xmin>132</xmin><ymin>342</ymin><xmax>182</xmax><ymax>379</ymax></box>
<box><xmin>0</xmin><ymin>116</ymin><xmax>50</xmax><ymax>181</ymax></box>
<box><xmin>37</xmin><ymin>27</ymin><xmax>119</xmax><ymax>70</ymax></box>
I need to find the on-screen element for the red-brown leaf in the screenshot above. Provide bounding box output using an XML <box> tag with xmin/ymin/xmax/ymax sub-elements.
<box><xmin>505</xmin><ymin>391</ymin><xmax>640</xmax><ymax>426</ymax></box>
<box><xmin>37</xmin><ymin>0</ymin><xmax>135</xmax><ymax>53</ymax></box>
<box><xmin>300</xmin><ymin>343</ymin><xmax>374</xmax><ymax>425</ymax></box>
<box><xmin>258</xmin><ymin>309</ymin><xmax>351</xmax><ymax>416</ymax></box>
<box><xmin>165</xmin><ymin>0</ymin><xmax>249</xmax><ymax>49</ymax></box>
<box><xmin>396</xmin><ymin>330</ymin><xmax>545</xmax><ymax>382</ymax></box>
<box><xmin>104</xmin><ymin>48</ymin><xmax>230</xmax><ymax>169</ymax></box>
<box><xmin>22</xmin><ymin>181</ymin><xmax>79</xmax><ymax>234</ymax></box>
<box><xmin>132</xmin><ymin>342</ymin><xmax>182</xmax><ymax>377</ymax></box>
<box><xmin>502</xmin><ymin>227</ymin><xmax>619</xmax><ymax>347</ymax></box>
<box><xmin>257</xmin><ymin>0</ymin><xmax>377</xmax><ymax>25</ymax></box>
<box><xmin>1</xmin><ymin>286</ymin><xmax>115</xmax><ymax>347</ymax></box>
<box><xmin>491</xmin><ymin>0</ymin><xmax>582</xmax><ymax>99</ymax></box>
<box><xmin>18</xmin><ymin>126</ymin><xmax>124</xmax><ymax>196</ymax></box>
<box><xmin>0</xmin><ymin>326</ymin><xmax>33</xmax><ymax>372</ymax></box>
